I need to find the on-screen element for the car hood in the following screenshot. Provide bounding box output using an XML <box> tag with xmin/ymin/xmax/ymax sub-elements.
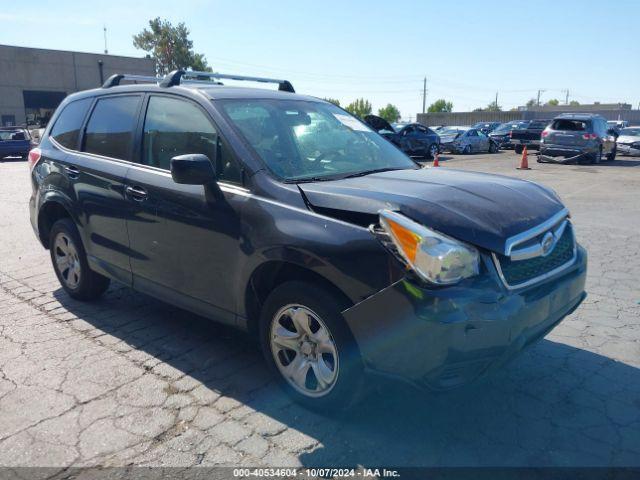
<box><xmin>299</xmin><ymin>168</ymin><xmax>565</xmax><ymax>255</ymax></box>
<box><xmin>363</xmin><ymin>114</ymin><xmax>395</xmax><ymax>133</ymax></box>
<box><xmin>617</xmin><ymin>135</ymin><xmax>640</xmax><ymax>144</ymax></box>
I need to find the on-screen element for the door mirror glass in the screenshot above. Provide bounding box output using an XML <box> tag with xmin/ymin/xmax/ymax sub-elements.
<box><xmin>170</xmin><ymin>154</ymin><xmax>217</xmax><ymax>185</ymax></box>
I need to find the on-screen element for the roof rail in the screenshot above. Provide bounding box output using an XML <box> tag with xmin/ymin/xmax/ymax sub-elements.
<box><xmin>160</xmin><ymin>70</ymin><xmax>295</xmax><ymax>93</ymax></box>
<box><xmin>102</xmin><ymin>74</ymin><xmax>159</xmax><ymax>88</ymax></box>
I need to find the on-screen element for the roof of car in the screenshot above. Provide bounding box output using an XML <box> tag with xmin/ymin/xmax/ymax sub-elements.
<box><xmin>63</xmin><ymin>83</ymin><xmax>324</xmax><ymax>104</ymax></box>
<box><xmin>555</xmin><ymin>113</ymin><xmax>604</xmax><ymax>120</ymax></box>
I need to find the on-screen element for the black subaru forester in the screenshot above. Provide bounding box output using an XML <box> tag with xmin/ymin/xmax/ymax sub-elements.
<box><xmin>29</xmin><ymin>70</ymin><xmax>587</xmax><ymax>410</ymax></box>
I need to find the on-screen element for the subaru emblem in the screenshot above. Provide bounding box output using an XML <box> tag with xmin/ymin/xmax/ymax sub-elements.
<box><xmin>541</xmin><ymin>232</ymin><xmax>555</xmax><ymax>256</ymax></box>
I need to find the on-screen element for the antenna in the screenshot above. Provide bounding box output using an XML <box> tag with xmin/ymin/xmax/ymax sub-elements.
<box><xmin>103</xmin><ymin>25</ymin><xmax>108</xmax><ymax>54</ymax></box>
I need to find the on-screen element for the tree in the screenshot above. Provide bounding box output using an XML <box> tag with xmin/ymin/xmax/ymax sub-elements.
<box><xmin>473</xmin><ymin>101</ymin><xmax>501</xmax><ymax>112</ymax></box>
<box><xmin>191</xmin><ymin>53</ymin><xmax>211</xmax><ymax>72</ymax></box>
<box><xmin>485</xmin><ymin>100</ymin><xmax>502</xmax><ymax>112</ymax></box>
<box><xmin>546</xmin><ymin>98</ymin><xmax>560</xmax><ymax>106</ymax></box>
<box><xmin>427</xmin><ymin>99</ymin><xmax>453</xmax><ymax>113</ymax></box>
<box><xmin>526</xmin><ymin>98</ymin><xmax>537</xmax><ymax>108</ymax></box>
<box><xmin>378</xmin><ymin>104</ymin><xmax>401</xmax><ymax>123</ymax></box>
<box><xmin>323</xmin><ymin>98</ymin><xmax>341</xmax><ymax>107</ymax></box>
<box><xmin>569</xmin><ymin>100</ymin><xmax>580</xmax><ymax>106</ymax></box>
<box><xmin>345</xmin><ymin>98</ymin><xmax>372</xmax><ymax>118</ymax></box>
<box><xmin>133</xmin><ymin>17</ymin><xmax>211</xmax><ymax>74</ymax></box>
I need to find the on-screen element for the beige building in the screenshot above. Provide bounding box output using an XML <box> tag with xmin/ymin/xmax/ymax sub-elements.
<box><xmin>0</xmin><ymin>44</ymin><xmax>155</xmax><ymax>127</ymax></box>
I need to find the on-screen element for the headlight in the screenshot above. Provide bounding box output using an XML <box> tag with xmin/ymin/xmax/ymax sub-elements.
<box><xmin>379</xmin><ymin>210</ymin><xmax>480</xmax><ymax>285</ymax></box>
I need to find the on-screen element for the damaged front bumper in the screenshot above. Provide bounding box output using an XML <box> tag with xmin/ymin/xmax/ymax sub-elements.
<box><xmin>342</xmin><ymin>246</ymin><xmax>587</xmax><ymax>390</ymax></box>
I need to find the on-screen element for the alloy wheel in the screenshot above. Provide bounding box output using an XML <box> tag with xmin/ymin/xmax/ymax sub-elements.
<box><xmin>53</xmin><ymin>232</ymin><xmax>81</xmax><ymax>289</ymax></box>
<box><xmin>270</xmin><ymin>304</ymin><xmax>339</xmax><ymax>397</ymax></box>
<box><xmin>429</xmin><ymin>144</ymin><xmax>438</xmax><ymax>158</ymax></box>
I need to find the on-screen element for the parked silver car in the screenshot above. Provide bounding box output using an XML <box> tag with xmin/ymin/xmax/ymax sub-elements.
<box><xmin>439</xmin><ymin>127</ymin><xmax>499</xmax><ymax>154</ymax></box>
<box><xmin>616</xmin><ymin>126</ymin><xmax>640</xmax><ymax>156</ymax></box>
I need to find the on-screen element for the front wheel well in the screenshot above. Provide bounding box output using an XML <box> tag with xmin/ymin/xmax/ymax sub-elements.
<box><xmin>38</xmin><ymin>202</ymin><xmax>72</xmax><ymax>248</ymax></box>
<box><xmin>244</xmin><ymin>261</ymin><xmax>354</xmax><ymax>338</ymax></box>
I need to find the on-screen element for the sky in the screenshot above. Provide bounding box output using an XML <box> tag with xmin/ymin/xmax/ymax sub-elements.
<box><xmin>1</xmin><ymin>0</ymin><xmax>639</xmax><ymax>121</ymax></box>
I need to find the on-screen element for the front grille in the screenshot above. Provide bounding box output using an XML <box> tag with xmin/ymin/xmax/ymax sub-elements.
<box><xmin>494</xmin><ymin>224</ymin><xmax>576</xmax><ymax>288</ymax></box>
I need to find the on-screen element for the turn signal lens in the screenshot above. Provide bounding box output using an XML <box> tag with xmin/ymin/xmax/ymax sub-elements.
<box><xmin>28</xmin><ymin>148</ymin><xmax>41</xmax><ymax>171</ymax></box>
<box><xmin>383</xmin><ymin>217</ymin><xmax>420</xmax><ymax>263</ymax></box>
<box><xmin>379</xmin><ymin>210</ymin><xmax>480</xmax><ymax>285</ymax></box>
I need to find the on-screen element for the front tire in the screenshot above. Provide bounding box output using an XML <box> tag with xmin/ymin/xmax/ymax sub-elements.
<box><xmin>489</xmin><ymin>142</ymin><xmax>498</xmax><ymax>153</ymax></box>
<box><xmin>514</xmin><ymin>145</ymin><xmax>524</xmax><ymax>155</ymax></box>
<box><xmin>607</xmin><ymin>146</ymin><xmax>616</xmax><ymax>161</ymax></box>
<box><xmin>49</xmin><ymin>218</ymin><xmax>110</xmax><ymax>301</ymax></box>
<box><xmin>462</xmin><ymin>145</ymin><xmax>471</xmax><ymax>155</ymax></box>
<box><xmin>259</xmin><ymin>281</ymin><xmax>364</xmax><ymax>411</ymax></box>
<box><xmin>427</xmin><ymin>143</ymin><xmax>439</xmax><ymax>159</ymax></box>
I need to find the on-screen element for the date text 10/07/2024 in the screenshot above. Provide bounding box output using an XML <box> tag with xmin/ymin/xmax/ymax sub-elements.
<box><xmin>232</xmin><ymin>468</ymin><xmax>401</xmax><ymax>478</ymax></box>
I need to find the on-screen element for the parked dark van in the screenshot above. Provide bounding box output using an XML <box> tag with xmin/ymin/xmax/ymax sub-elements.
<box><xmin>539</xmin><ymin>113</ymin><xmax>617</xmax><ymax>164</ymax></box>
<box><xmin>29</xmin><ymin>71</ymin><xmax>587</xmax><ymax>409</ymax></box>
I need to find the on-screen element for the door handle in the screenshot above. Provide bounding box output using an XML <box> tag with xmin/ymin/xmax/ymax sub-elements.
<box><xmin>126</xmin><ymin>185</ymin><xmax>148</xmax><ymax>201</ymax></box>
<box><xmin>65</xmin><ymin>165</ymin><xmax>80</xmax><ymax>178</ymax></box>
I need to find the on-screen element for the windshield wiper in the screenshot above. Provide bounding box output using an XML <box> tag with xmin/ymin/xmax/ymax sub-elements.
<box><xmin>340</xmin><ymin>167</ymin><xmax>406</xmax><ymax>179</ymax></box>
<box><xmin>287</xmin><ymin>176</ymin><xmax>341</xmax><ymax>184</ymax></box>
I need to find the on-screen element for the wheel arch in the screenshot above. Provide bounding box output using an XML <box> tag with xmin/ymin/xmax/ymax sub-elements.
<box><xmin>37</xmin><ymin>198</ymin><xmax>77</xmax><ymax>249</ymax></box>
<box><xmin>244</xmin><ymin>260</ymin><xmax>354</xmax><ymax>338</ymax></box>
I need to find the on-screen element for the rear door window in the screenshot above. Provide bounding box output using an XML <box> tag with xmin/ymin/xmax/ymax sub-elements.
<box><xmin>552</xmin><ymin>119</ymin><xmax>588</xmax><ymax>131</ymax></box>
<box><xmin>83</xmin><ymin>95</ymin><xmax>141</xmax><ymax>160</ymax></box>
<box><xmin>49</xmin><ymin>98</ymin><xmax>92</xmax><ymax>150</ymax></box>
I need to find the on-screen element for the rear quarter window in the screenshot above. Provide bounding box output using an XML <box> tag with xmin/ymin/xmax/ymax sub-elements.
<box><xmin>49</xmin><ymin>98</ymin><xmax>92</xmax><ymax>150</ymax></box>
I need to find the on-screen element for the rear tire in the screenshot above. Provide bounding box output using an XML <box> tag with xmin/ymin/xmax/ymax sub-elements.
<box><xmin>607</xmin><ymin>147</ymin><xmax>616</xmax><ymax>161</ymax></box>
<box><xmin>514</xmin><ymin>145</ymin><xmax>523</xmax><ymax>155</ymax></box>
<box><xmin>49</xmin><ymin>218</ymin><xmax>110</xmax><ymax>301</ymax></box>
<box><xmin>259</xmin><ymin>281</ymin><xmax>364</xmax><ymax>412</ymax></box>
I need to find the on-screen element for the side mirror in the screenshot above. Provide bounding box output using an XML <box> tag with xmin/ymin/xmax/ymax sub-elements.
<box><xmin>170</xmin><ymin>154</ymin><xmax>216</xmax><ymax>185</ymax></box>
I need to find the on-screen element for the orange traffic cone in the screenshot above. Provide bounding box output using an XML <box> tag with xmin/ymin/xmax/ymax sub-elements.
<box><xmin>432</xmin><ymin>152</ymin><xmax>440</xmax><ymax>167</ymax></box>
<box><xmin>517</xmin><ymin>146</ymin><xmax>531</xmax><ymax>170</ymax></box>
